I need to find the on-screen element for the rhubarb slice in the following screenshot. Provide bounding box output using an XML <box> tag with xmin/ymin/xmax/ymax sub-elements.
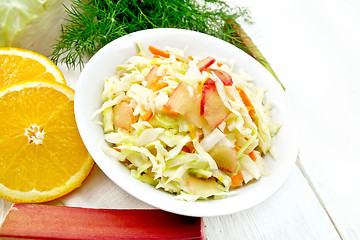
<box><xmin>165</xmin><ymin>81</ymin><xmax>192</xmax><ymax>114</ymax></box>
<box><xmin>197</xmin><ymin>56</ymin><xmax>215</xmax><ymax>72</ymax></box>
<box><xmin>113</xmin><ymin>101</ymin><xmax>134</xmax><ymax>130</ymax></box>
<box><xmin>209</xmin><ymin>69</ymin><xmax>233</xmax><ymax>86</ymax></box>
<box><xmin>145</xmin><ymin>65</ymin><xmax>159</xmax><ymax>87</ymax></box>
<box><xmin>184</xmin><ymin>93</ymin><xmax>208</xmax><ymax>129</ymax></box>
<box><xmin>209</xmin><ymin>145</ymin><xmax>238</xmax><ymax>174</ymax></box>
<box><xmin>0</xmin><ymin>204</ymin><xmax>205</xmax><ymax>240</ymax></box>
<box><xmin>186</xmin><ymin>177</ymin><xmax>220</xmax><ymax>197</ymax></box>
<box><xmin>201</xmin><ymin>86</ymin><xmax>231</xmax><ymax>130</ymax></box>
<box><xmin>203</xmin><ymin>77</ymin><xmax>216</xmax><ymax>86</ymax></box>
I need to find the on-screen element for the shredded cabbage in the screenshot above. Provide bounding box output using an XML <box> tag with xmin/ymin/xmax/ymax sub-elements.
<box><xmin>98</xmin><ymin>43</ymin><xmax>280</xmax><ymax>201</ymax></box>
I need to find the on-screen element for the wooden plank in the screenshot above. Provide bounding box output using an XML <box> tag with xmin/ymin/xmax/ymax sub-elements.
<box><xmin>203</xmin><ymin>166</ymin><xmax>340</xmax><ymax>240</ymax></box>
<box><xmin>233</xmin><ymin>0</ymin><xmax>360</xmax><ymax>238</ymax></box>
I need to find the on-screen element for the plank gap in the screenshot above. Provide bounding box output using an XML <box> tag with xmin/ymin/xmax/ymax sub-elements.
<box><xmin>296</xmin><ymin>156</ymin><xmax>343</xmax><ymax>240</ymax></box>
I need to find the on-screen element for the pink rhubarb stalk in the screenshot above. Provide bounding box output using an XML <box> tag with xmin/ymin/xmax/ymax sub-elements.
<box><xmin>0</xmin><ymin>204</ymin><xmax>205</xmax><ymax>240</ymax></box>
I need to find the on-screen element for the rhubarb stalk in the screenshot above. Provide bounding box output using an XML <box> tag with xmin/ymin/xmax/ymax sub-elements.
<box><xmin>224</xmin><ymin>18</ymin><xmax>285</xmax><ymax>90</ymax></box>
<box><xmin>0</xmin><ymin>204</ymin><xmax>205</xmax><ymax>240</ymax></box>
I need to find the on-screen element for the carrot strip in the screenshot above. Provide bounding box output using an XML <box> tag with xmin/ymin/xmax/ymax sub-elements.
<box><xmin>238</xmin><ymin>88</ymin><xmax>252</xmax><ymax>107</ymax></box>
<box><xmin>151</xmin><ymin>81</ymin><xmax>169</xmax><ymax>91</ymax></box>
<box><xmin>234</xmin><ymin>144</ymin><xmax>241</xmax><ymax>152</ymax></box>
<box><xmin>249</xmin><ymin>150</ymin><xmax>257</xmax><ymax>162</ymax></box>
<box><xmin>141</xmin><ymin>110</ymin><xmax>153</xmax><ymax>122</ymax></box>
<box><xmin>246</xmin><ymin>106</ymin><xmax>254</xmax><ymax>111</ymax></box>
<box><xmin>246</xmin><ymin>106</ymin><xmax>256</xmax><ymax>119</ymax></box>
<box><xmin>161</xmin><ymin>105</ymin><xmax>179</xmax><ymax>117</ymax></box>
<box><xmin>148</xmin><ymin>46</ymin><xmax>170</xmax><ymax>58</ymax></box>
<box><xmin>188</xmin><ymin>56</ymin><xmax>194</xmax><ymax>61</ymax></box>
<box><xmin>231</xmin><ymin>170</ymin><xmax>244</xmax><ymax>187</ymax></box>
<box><xmin>217</xmin><ymin>62</ymin><xmax>223</xmax><ymax>67</ymax></box>
<box><xmin>112</xmin><ymin>147</ymin><xmax>121</xmax><ymax>152</ymax></box>
<box><xmin>237</xmin><ymin>87</ymin><xmax>256</xmax><ymax>120</ymax></box>
<box><xmin>248</xmin><ymin>109</ymin><xmax>256</xmax><ymax>119</ymax></box>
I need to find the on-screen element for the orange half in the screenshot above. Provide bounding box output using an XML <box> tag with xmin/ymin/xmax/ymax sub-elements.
<box><xmin>0</xmin><ymin>47</ymin><xmax>65</xmax><ymax>87</ymax></box>
<box><xmin>0</xmin><ymin>79</ymin><xmax>94</xmax><ymax>203</ymax></box>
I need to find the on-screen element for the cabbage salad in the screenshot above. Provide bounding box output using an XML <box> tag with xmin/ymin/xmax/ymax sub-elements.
<box><xmin>98</xmin><ymin>42</ymin><xmax>280</xmax><ymax>201</ymax></box>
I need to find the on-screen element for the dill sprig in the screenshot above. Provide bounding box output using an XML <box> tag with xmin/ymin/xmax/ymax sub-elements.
<box><xmin>51</xmin><ymin>0</ymin><xmax>252</xmax><ymax>69</ymax></box>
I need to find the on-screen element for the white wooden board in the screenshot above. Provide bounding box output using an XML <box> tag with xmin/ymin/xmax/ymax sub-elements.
<box><xmin>204</xmin><ymin>165</ymin><xmax>340</xmax><ymax>240</ymax></box>
<box><xmin>236</xmin><ymin>0</ymin><xmax>360</xmax><ymax>238</ymax></box>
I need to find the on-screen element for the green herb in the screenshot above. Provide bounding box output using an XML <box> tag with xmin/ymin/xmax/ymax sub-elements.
<box><xmin>51</xmin><ymin>0</ymin><xmax>284</xmax><ymax>89</ymax></box>
<box><xmin>51</xmin><ymin>0</ymin><xmax>251</xmax><ymax>69</ymax></box>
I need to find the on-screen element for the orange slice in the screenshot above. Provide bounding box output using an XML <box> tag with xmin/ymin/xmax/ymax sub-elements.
<box><xmin>0</xmin><ymin>79</ymin><xmax>94</xmax><ymax>203</ymax></box>
<box><xmin>0</xmin><ymin>47</ymin><xmax>65</xmax><ymax>87</ymax></box>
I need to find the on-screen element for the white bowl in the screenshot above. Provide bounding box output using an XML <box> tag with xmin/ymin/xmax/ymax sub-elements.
<box><xmin>74</xmin><ymin>28</ymin><xmax>298</xmax><ymax>217</ymax></box>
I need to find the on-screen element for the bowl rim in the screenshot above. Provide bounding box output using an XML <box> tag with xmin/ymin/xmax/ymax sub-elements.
<box><xmin>74</xmin><ymin>28</ymin><xmax>298</xmax><ymax>217</ymax></box>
